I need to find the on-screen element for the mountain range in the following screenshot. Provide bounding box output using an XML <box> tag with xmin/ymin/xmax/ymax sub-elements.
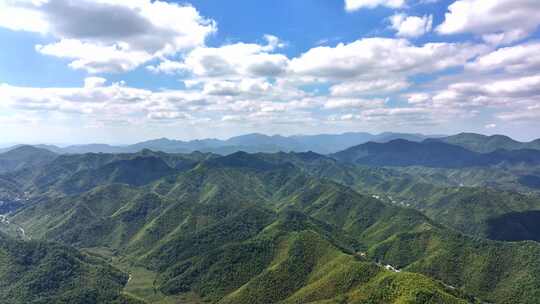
<box><xmin>332</xmin><ymin>139</ymin><xmax>540</xmax><ymax>168</ymax></box>
<box><xmin>1</xmin><ymin>134</ymin><xmax>540</xmax><ymax>303</ymax></box>
<box><xmin>2</xmin><ymin>132</ymin><xmax>540</xmax><ymax>157</ymax></box>
<box><xmin>0</xmin><ymin>132</ymin><xmax>437</xmax><ymax>155</ymax></box>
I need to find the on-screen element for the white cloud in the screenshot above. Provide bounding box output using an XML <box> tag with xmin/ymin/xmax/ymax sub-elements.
<box><xmin>179</xmin><ymin>35</ymin><xmax>288</xmax><ymax>79</ymax></box>
<box><xmin>84</xmin><ymin>77</ymin><xmax>107</xmax><ymax>89</ymax></box>
<box><xmin>147</xmin><ymin>111</ymin><xmax>192</xmax><ymax>121</ymax></box>
<box><xmin>406</xmin><ymin>93</ymin><xmax>431</xmax><ymax>104</ymax></box>
<box><xmin>330</xmin><ymin>79</ymin><xmax>410</xmax><ymax>96</ymax></box>
<box><xmin>0</xmin><ymin>0</ymin><xmax>49</xmax><ymax>33</ymax></box>
<box><xmin>390</xmin><ymin>13</ymin><xmax>433</xmax><ymax>38</ymax></box>
<box><xmin>202</xmin><ymin>79</ymin><xmax>272</xmax><ymax>96</ymax></box>
<box><xmin>0</xmin><ymin>0</ymin><xmax>216</xmax><ymax>73</ymax></box>
<box><xmin>497</xmin><ymin>103</ymin><xmax>540</xmax><ymax>121</ymax></box>
<box><xmin>436</xmin><ymin>0</ymin><xmax>540</xmax><ymax>44</ymax></box>
<box><xmin>289</xmin><ymin>38</ymin><xmax>487</xmax><ymax>81</ymax></box>
<box><xmin>146</xmin><ymin>59</ymin><xmax>187</xmax><ymax>75</ymax></box>
<box><xmin>324</xmin><ymin>98</ymin><xmax>385</xmax><ymax>109</ymax></box>
<box><xmin>37</xmin><ymin>39</ymin><xmax>153</xmax><ymax>74</ymax></box>
<box><xmin>445</xmin><ymin>75</ymin><xmax>540</xmax><ymax>98</ymax></box>
<box><xmin>345</xmin><ymin>0</ymin><xmax>405</xmax><ymax>11</ymax></box>
<box><xmin>0</xmin><ymin>73</ymin><xmax>314</xmax><ymax>129</ymax></box>
<box><xmin>414</xmin><ymin>75</ymin><xmax>540</xmax><ymax>123</ymax></box>
<box><xmin>467</xmin><ymin>41</ymin><xmax>540</xmax><ymax>73</ymax></box>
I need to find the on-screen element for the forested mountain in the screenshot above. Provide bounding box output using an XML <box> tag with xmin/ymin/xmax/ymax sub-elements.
<box><xmin>430</xmin><ymin>133</ymin><xmax>540</xmax><ymax>153</ymax></box>
<box><xmin>0</xmin><ymin>147</ymin><xmax>539</xmax><ymax>303</ymax></box>
<box><xmin>4</xmin><ymin>132</ymin><xmax>540</xmax><ymax>156</ymax></box>
<box><xmin>0</xmin><ymin>233</ymin><xmax>140</xmax><ymax>304</ymax></box>
<box><xmin>0</xmin><ymin>146</ymin><xmax>57</xmax><ymax>174</ymax></box>
<box><xmin>0</xmin><ymin>132</ymin><xmax>435</xmax><ymax>155</ymax></box>
<box><xmin>332</xmin><ymin>139</ymin><xmax>540</xmax><ymax>168</ymax></box>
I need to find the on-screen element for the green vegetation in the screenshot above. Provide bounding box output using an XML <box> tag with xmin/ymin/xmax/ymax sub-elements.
<box><xmin>2</xmin><ymin>148</ymin><xmax>540</xmax><ymax>303</ymax></box>
<box><xmin>0</xmin><ymin>233</ymin><xmax>139</xmax><ymax>304</ymax></box>
<box><xmin>0</xmin><ymin>146</ymin><xmax>57</xmax><ymax>174</ymax></box>
<box><xmin>432</xmin><ymin>133</ymin><xmax>540</xmax><ymax>153</ymax></box>
<box><xmin>331</xmin><ymin>139</ymin><xmax>540</xmax><ymax>169</ymax></box>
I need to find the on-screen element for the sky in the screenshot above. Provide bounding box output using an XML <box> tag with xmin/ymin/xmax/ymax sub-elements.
<box><xmin>0</xmin><ymin>0</ymin><xmax>539</xmax><ymax>144</ymax></box>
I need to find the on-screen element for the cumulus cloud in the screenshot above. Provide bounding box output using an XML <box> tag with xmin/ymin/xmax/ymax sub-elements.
<box><xmin>146</xmin><ymin>59</ymin><xmax>187</xmax><ymax>75</ymax></box>
<box><xmin>445</xmin><ymin>75</ymin><xmax>540</xmax><ymax>99</ymax></box>
<box><xmin>328</xmin><ymin>106</ymin><xmax>450</xmax><ymax>129</ymax></box>
<box><xmin>148</xmin><ymin>35</ymin><xmax>288</xmax><ymax>78</ymax></box>
<box><xmin>36</xmin><ymin>39</ymin><xmax>153</xmax><ymax>74</ymax></box>
<box><xmin>324</xmin><ymin>98</ymin><xmax>385</xmax><ymax>109</ymax></box>
<box><xmin>467</xmin><ymin>41</ymin><xmax>540</xmax><ymax>74</ymax></box>
<box><xmin>406</xmin><ymin>93</ymin><xmax>431</xmax><ymax>104</ymax></box>
<box><xmin>202</xmin><ymin>79</ymin><xmax>272</xmax><ymax>96</ymax></box>
<box><xmin>407</xmin><ymin>74</ymin><xmax>540</xmax><ymax>125</ymax></box>
<box><xmin>0</xmin><ymin>74</ymin><xmax>315</xmax><ymax>128</ymax></box>
<box><xmin>436</xmin><ymin>0</ymin><xmax>540</xmax><ymax>44</ymax></box>
<box><xmin>289</xmin><ymin>38</ymin><xmax>487</xmax><ymax>81</ymax></box>
<box><xmin>0</xmin><ymin>0</ymin><xmax>216</xmax><ymax>73</ymax></box>
<box><xmin>330</xmin><ymin>79</ymin><xmax>410</xmax><ymax>96</ymax></box>
<box><xmin>84</xmin><ymin>77</ymin><xmax>107</xmax><ymax>89</ymax></box>
<box><xmin>180</xmin><ymin>35</ymin><xmax>288</xmax><ymax>78</ymax></box>
<box><xmin>390</xmin><ymin>13</ymin><xmax>433</xmax><ymax>38</ymax></box>
<box><xmin>345</xmin><ymin>0</ymin><xmax>405</xmax><ymax>11</ymax></box>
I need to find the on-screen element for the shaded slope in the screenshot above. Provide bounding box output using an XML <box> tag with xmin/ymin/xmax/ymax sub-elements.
<box><xmin>486</xmin><ymin>210</ymin><xmax>540</xmax><ymax>242</ymax></box>
<box><xmin>431</xmin><ymin>133</ymin><xmax>540</xmax><ymax>153</ymax></box>
<box><xmin>0</xmin><ymin>146</ymin><xmax>57</xmax><ymax>174</ymax></box>
<box><xmin>410</xmin><ymin>187</ymin><xmax>540</xmax><ymax>238</ymax></box>
<box><xmin>331</xmin><ymin>139</ymin><xmax>540</xmax><ymax>168</ymax></box>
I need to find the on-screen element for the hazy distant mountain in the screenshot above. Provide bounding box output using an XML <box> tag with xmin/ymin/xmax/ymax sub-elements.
<box><xmin>0</xmin><ymin>146</ymin><xmax>57</xmax><ymax>174</ymax></box>
<box><xmin>331</xmin><ymin>139</ymin><xmax>540</xmax><ymax>168</ymax></box>
<box><xmin>428</xmin><ymin>132</ymin><xmax>540</xmax><ymax>153</ymax></box>
<box><xmin>0</xmin><ymin>132</ymin><xmax>438</xmax><ymax>155</ymax></box>
<box><xmin>5</xmin><ymin>132</ymin><xmax>539</xmax><ymax>156</ymax></box>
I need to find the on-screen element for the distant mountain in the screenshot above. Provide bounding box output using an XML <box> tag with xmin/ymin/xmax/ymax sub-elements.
<box><xmin>56</xmin><ymin>156</ymin><xmax>177</xmax><ymax>194</ymax></box>
<box><xmin>0</xmin><ymin>132</ymin><xmax>438</xmax><ymax>155</ymax></box>
<box><xmin>429</xmin><ymin>132</ymin><xmax>540</xmax><ymax>153</ymax></box>
<box><xmin>0</xmin><ymin>146</ymin><xmax>57</xmax><ymax>174</ymax></box>
<box><xmin>331</xmin><ymin>139</ymin><xmax>476</xmax><ymax>168</ymax></box>
<box><xmin>331</xmin><ymin>139</ymin><xmax>540</xmax><ymax>168</ymax></box>
<box><xmin>5</xmin><ymin>132</ymin><xmax>540</xmax><ymax>156</ymax></box>
<box><xmin>115</xmin><ymin>132</ymin><xmax>436</xmax><ymax>154</ymax></box>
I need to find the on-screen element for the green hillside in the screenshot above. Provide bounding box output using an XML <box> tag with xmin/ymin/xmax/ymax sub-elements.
<box><xmin>0</xmin><ymin>146</ymin><xmax>57</xmax><ymax>174</ymax></box>
<box><xmin>432</xmin><ymin>133</ymin><xmax>540</xmax><ymax>153</ymax></box>
<box><xmin>0</xmin><ymin>233</ymin><xmax>140</xmax><ymax>304</ymax></box>
<box><xmin>3</xmin><ymin>150</ymin><xmax>540</xmax><ymax>303</ymax></box>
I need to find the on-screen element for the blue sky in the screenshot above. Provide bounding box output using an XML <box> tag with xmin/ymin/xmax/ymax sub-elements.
<box><xmin>0</xmin><ymin>0</ymin><xmax>539</xmax><ymax>144</ymax></box>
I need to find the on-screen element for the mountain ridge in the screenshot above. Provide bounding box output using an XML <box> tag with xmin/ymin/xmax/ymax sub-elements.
<box><xmin>332</xmin><ymin>139</ymin><xmax>540</xmax><ymax>168</ymax></box>
<box><xmin>0</xmin><ymin>132</ymin><xmax>439</xmax><ymax>155</ymax></box>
